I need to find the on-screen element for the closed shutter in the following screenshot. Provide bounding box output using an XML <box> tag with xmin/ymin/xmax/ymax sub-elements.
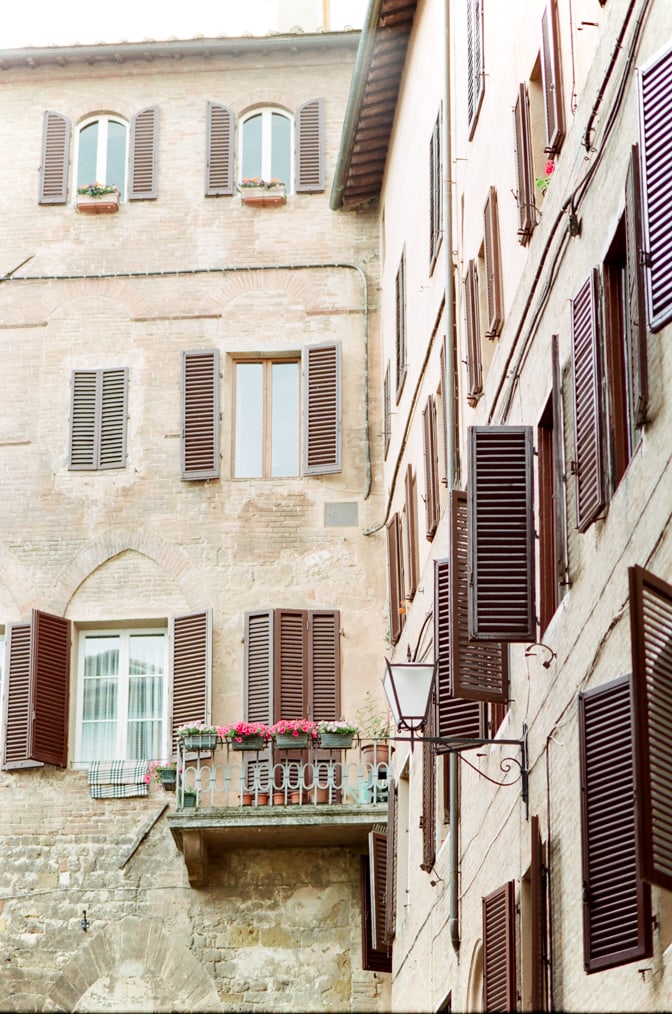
<box><xmin>275</xmin><ymin>610</ymin><xmax>308</xmax><ymax>719</ymax></box>
<box><xmin>69</xmin><ymin>369</ymin><xmax>127</xmax><ymax>471</ymax></box>
<box><xmin>308</xmin><ymin>611</ymin><xmax>340</xmax><ymax>721</ymax></box>
<box><xmin>467</xmin><ymin>0</ymin><xmax>484</xmax><ymax>134</ymax></box>
<box><xmin>295</xmin><ymin>98</ymin><xmax>324</xmax><ymax>192</ymax></box>
<box><xmin>624</xmin><ymin>145</ymin><xmax>648</xmax><ymax>428</ymax></box>
<box><xmin>128</xmin><ymin>106</ymin><xmax>158</xmax><ymax>200</ymax></box>
<box><xmin>421</xmin><ymin>703</ymin><xmax>436</xmax><ymax>872</ymax></box>
<box><xmin>181</xmin><ymin>350</ymin><xmax>220</xmax><ymax>480</ymax></box>
<box><xmin>571</xmin><ymin>270</ymin><xmax>606</xmax><ymax>532</ymax></box>
<box><xmin>629</xmin><ymin>565</ymin><xmax>672</xmax><ymax>891</ymax></box>
<box><xmin>464</xmin><ymin>259</ymin><xmax>483</xmax><ymax>406</ymax></box>
<box><xmin>360</xmin><ymin>855</ymin><xmax>392</xmax><ymax>972</ymax></box>
<box><xmin>540</xmin><ymin>0</ymin><xmax>564</xmax><ymax>154</ymax></box>
<box><xmin>468</xmin><ymin>427</ymin><xmax>536</xmax><ymax>642</ymax></box>
<box><xmin>2</xmin><ymin>623</ymin><xmax>41</xmax><ymax>770</ymax></box>
<box><xmin>385</xmin><ymin>781</ymin><xmax>398</xmax><ymax>946</ymax></box>
<box><xmin>530</xmin><ymin>815</ymin><xmax>547</xmax><ymax>1012</ymax></box>
<box><xmin>205</xmin><ymin>102</ymin><xmax>235</xmax><ymax>196</ymax></box>
<box><xmin>171</xmin><ymin>611</ymin><xmax>212</xmax><ymax>756</ymax></box>
<box><xmin>387</xmin><ymin>515</ymin><xmax>403</xmax><ymax>646</ymax></box>
<box><xmin>483</xmin><ymin>188</ymin><xmax>504</xmax><ymax>338</ymax></box>
<box><xmin>99</xmin><ymin>369</ymin><xmax>128</xmax><ymax>469</ymax></box>
<box><xmin>303</xmin><ymin>342</ymin><xmax>341</xmax><ymax>474</ymax></box>
<box><xmin>579</xmin><ymin>674</ymin><xmax>652</xmax><ymax>972</ymax></box>
<box><xmin>245</xmin><ymin>611</ymin><xmax>274</xmax><ymax>727</ymax></box>
<box><xmin>435</xmin><ymin>556</ymin><xmax>483</xmax><ymax>746</ymax></box>
<box><xmin>404</xmin><ymin>464</ymin><xmax>419</xmax><ymax>598</ymax></box>
<box><xmin>69</xmin><ymin>371</ymin><xmax>98</xmax><ymax>469</ymax></box>
<box><xmin>28</xmin><ymin>610</ymin><xmax>70</xmax><ymax>768</ymax></box>
<box><xmin>513</xmin><ymin>83</ymin><xmax>535</xmax><ymax>243</ymax></box>
<box><xmin>422</xmin><ymin>396</ymin><xmax>441</xmax><ymax>540</ymax></box>
<box><xmin>39</xmin><ymin>111</ymin><xmax>71</xmax><ymax>205</ymax></box>
<box><xmin>369</xmin><ymin>829</ymin><xmax>389</xmax><ymax>953</ymax></box>
<box><xmin>483</xmin><ymin>881</ymin><xmax>517</xmax><ymax>1012</ymax></box>
<box><xmin>638</xmin><ymin>44</ymin><xmax>672</xmax><ymax>332</ymax></box>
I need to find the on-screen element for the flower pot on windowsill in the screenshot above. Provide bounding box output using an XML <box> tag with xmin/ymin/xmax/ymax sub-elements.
<box><xmin>240</xmin><ymin>184</ymin><xmax>286</xmax><ymax>207</ymax></box>
<box><xmin>275</xmin><ymin>732</ymin><xmax>311</xmax><ymax>750</ymax></box>
<box><xmin>231</xmin><ymin>734</ymin><xmax>266</xmax><ymax>751</ymax></box>
<box><xmin>76</xmin><ymin>192</ymin><xmax>120</xmax><ymax>214</ymax></box>
<box><xmin>157</xmin><ymin>767</ymin><xmax>177</xmax><ymax>790</ymax></box>
<box><xmin>183</xmin><ymin>732</ymin><xmax>218</xmax><ymax>751</ymax></box>
<box><xmin>319</xmin><ymin>732</ymin><xmax>354</xmax><ymax>750</ymax></box>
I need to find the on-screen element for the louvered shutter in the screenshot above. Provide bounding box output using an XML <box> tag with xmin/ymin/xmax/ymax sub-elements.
<box><xmin>383</xmin><ymin>363</ymin><xmax>391</xmax><ymax>459</ymax></box>
<box><xmin>483</xmin><ymin>188</ymin><xmax>504</xmax><ymax>338</ymax></box>
<box><xmin>385</xmin><ymin>781</ymin><xmax>397</xmax><ymax>946</ymax></box>
<box><xmin>99</xmin><ymin>369</ymin><xmax>128</xmax><ymax>469</ymax></box>
<box><xmin>171</xmin><ymin>611</ymin><xmax>212</xmax><ymax>757</ymax></box>
<box><xmin>638</xmin><ymin>44</ymin><xmax>672</xmax><ymax>332</ymax></box>
<box><xmin>205</xmin><ymin>102</ymin><xmax>235</xmax><ymax>196</ymax></box>
<box><xmin>429</xmin><ymin>112</ymin><xmax>442</xmax><ymax>268</ymax></box>
<box><xmin>69</xmin><ymin>371</ymin><xmax>98</xmax><ymax>469</ymax></box>
<box><xmin>275</xmin><ymin>610</ymin><xmax>308</xmax><ymax>720</ymax></box>
<box><xmin>624</xmin><ymin>145</ymin><xmax>648</xmax><ymax>428</ymax></box>
<box><xmin>69</xmin><ymin>369</ymin><xmax>127</xmax><ymax>471</ymax></box>
<box><xmin>540</xmin><ymin>0</ymin><xmax>564</xmax><ymax>154</ymax></box>
<box><xmin>483</xmin><ymin>881</ymin><xmax>517</xmax><ymax>1012</ymax></box>
<box><xmin>308</xmin><ymin>611</ymin><xmax>340</xmax><ymax>721</ymax></box>
<box><xmin>467</xmin><ymin>0</ymin><xmax>483</xmax><ymax>134</ymax></box>
<box><xmin>245</xmin><ymin>611</ymin><xmax>274</xmax><ymax>726</ymax></box>
<box><xmin>551</xmin><ymin>335</ymin><xmax>568</xmax><ymax>591</ymax></box>
<box><xmin>513</xmin><ymin>83</ymin><xmax>535</xmax><ymax>243</ymax></box>
<box><xmin>571</xmin><ymin>270</ymin><xmax>606</xmax><ymax>532</ymax></box>
<box><xmin>39</xmin><ymin>111</ymin><xmax>71</xmax><ymax>205</ymax></box>
<box><xmin>387</xmin><ymin>516</ymin><xmax>403</xmax><ymax>646</ymax></box>
<box><xmin>578</xmin><ymin>674</ymin><xmax>652</xmax><ymax>972</ymax></box>
<box><xmin>464</xmin><ymin>260</ymin><xmax>483</xmax><ymax>406</ymax></box>
<box><xmin>434</xmin><ymin>556</ymin><xmax>483</xmax><ymax>746</ymax></box>
<box><xmin>530</xmin><ymin>815</ymin><xmax>547</xmax><ymax>1012</ymax></box>
<box><xmin>2</xmin><ymin>623</ymin><xmax>42</xmax><ymax>770</ymax></box>
<box><xmin>421</xmin><ymin>704</ymin><xmax>436</xmax><ymax>872</ymax></box>
<box><xmin>303</xmin><ymin>341</ymin><xmax>341</xmax><ymax>474</ymax></box>
<box><xmin>181</xmin><ymin>350</ymin><xmax>220</xmax><ymax>480</ymax></box>
<box><xmin>451</xmin><ymin>490</ymin><xmax>509</xmax><ymax>702</ymax></box>
<box><xmin>295</xmin><ymin>98</ymin><xmax>324</xmax><ymax>192</ymax></box>
<box><xmin>629</xmin><ymin>565</ymin><xmax>672</xmax><ymax>891</ymax></box>
<box><xmin>468</xmin><ymin>426</ymin><xmax>536</xmax><ymax>642</ymax></box>
<box><xmin>404</xmin><ymin>465</ymin><xmax>419</xmax><ymax>598</ymax></box>
<box><xmin>422</xmin><ymin>396</ymin><xmax>441</xmax><ymax>540</ymax></box>
<box><xmin>369</xmin><ymin>829</ymin><xmax>389</xmax><ymax>954</ymax></box>
<box><xmin>396</xmin><ymin>254</ymin><xmax>407</xmax><ymax>399</ymax></box>
<box><xmin>360</xmin><ymin>856</ymin><xmax>392</xmax><ymax>972</ymax></box>
<box><xmin>28</xmin><ymin>611</ymin><xmax>70</xmax><ymax>768</ymax></box>
<box><xmin>128</xmin><ymin>106</ymin><xmax>158</xmax><ymax>200</ymax></box>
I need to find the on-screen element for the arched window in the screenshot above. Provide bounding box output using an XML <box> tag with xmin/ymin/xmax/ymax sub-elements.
<box><xmin>75</xmin><ymin>115</ymin><xmax>129</xmax><ymax>200</ymax></box>
<box><xmin>240</xmin><ymin>108</ymin><xmax>292</xmax><ymax>191</ymax></box>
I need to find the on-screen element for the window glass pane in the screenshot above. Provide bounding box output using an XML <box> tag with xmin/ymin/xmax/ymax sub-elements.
<box><xmin>78</xmin><ymin>122</ymin><xmax>99</xmax><ymax>189</ymax></box>
<box><xmin>235</xmin><ymin>363</ymin><xmax>263</xmax><ymax>477</ymax></box>
<box><xmin>81</xmin><ymin>635</ymin><xmax>119</xmax><ymax>761</ymax></box>
<box><xmin>127</xmin><ymin>634</ymin><xmax>164</xmax><ymax>760</ymax></box>
<box><xmin>243</xmin><ymin>113</ymin><xmax>262</xmax><ymax>180</ymax></box>
<box><xmin>271</xmin><ymin>362</ymin><xmax>299</xmax><ymax>476</ymax></box>
<box><xmin>271</xmin><ymin>112</ymin><xmax>291</xmax><ymax>185</ymax></box>
<box><xmin>106</xmin><ymin>120</ymin><xmax>127</xmax><ymax>198</ymax></box>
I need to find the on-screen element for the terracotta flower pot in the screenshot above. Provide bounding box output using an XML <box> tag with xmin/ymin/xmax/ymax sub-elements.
<box><xmin>272</xmin><ymin>792</ymin><xmax>286</xmax><ymax>805</ymax></box>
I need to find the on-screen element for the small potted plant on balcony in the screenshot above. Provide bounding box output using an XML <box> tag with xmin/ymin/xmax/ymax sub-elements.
<box><xmin>177</xmin><ymin>723</ymin><xmax>220</xmax><ymax>751</ymax></box>
<box><xmin>145</xmin><ymin>760</ymin><xmax>178</xmax><ymax>790</ymax></box>
<box><xmin>238</xmin><ymin>177</ymin><xmax>287</xmax><ymax>207</ymax></box>
<box><xmin>271</xmin><ymin>718</ymin><xmax>318</xmax><ymax>750</ymax></box>
<box><xmin>76</xmin><ymin>182</ymin><xmax>120</xmax><ymax>214</ymax></box>
<box><xmin>179</xmin><ymin>788</ymin><xmax>198</xmax><ymax>809</ymax></box>
<box><xmin>317</xmin><ymin>719</ymin><xmax>358</xmax><ymax>750</ymax></box>
<box><xmin>227</xmin><ymin>721</ymin><xmax>272</xmax><ymax>751</ymax></box>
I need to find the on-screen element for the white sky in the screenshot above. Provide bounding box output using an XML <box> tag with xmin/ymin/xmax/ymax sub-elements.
<box><xmin>2</xmin><ymin>1</ymin><xmax>366</xmax><ymax>49</ymax></box>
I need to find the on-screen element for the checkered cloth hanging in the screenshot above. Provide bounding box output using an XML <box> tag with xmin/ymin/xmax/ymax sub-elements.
<box><xmin>88</xmin><ymin>760</ymin><xmax>149</xmax><ymax>798</ymax></box>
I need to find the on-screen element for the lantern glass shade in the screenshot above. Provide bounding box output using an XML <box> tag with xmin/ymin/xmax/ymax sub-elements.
<box><xmin>382</xmin><ymin>659</ymin><xmax>436</xmax><ymax>732</ymax></box>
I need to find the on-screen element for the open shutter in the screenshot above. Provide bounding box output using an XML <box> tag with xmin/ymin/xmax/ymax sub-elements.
<box><xmin>295</xmin><ymin>98</ymin><xmax>324</xmax><ymax>192</ymax></box>
<box><xmin>629</xmin><ymin>565</ymin><xmax>672</xmax><ymax>891</ymax></box>
<box><xmin>571</xmin><ymin>270</ymin><xmax>606</xmax><ymax>532</ymax></box>
<box><xmin>483</xmin><ymin>881</ymin><xmax>517</xmax><ymax>1012</ymax></box>
<box><xmin>387</xmin><ymin>515</ymin><xmax>403</xmax><ymax>646</ymax></box>
<box><xmin>39</xmin><ymin>111</ymin><xmax>71</xmax><ymax>205</ymax></box>
<box><xmin>385</xmin><ymin>781</ymin><xmax>398</xmax><ymax>946</ymax></box>
<box><xmin>205</xmin><ymin>102</ymin><xmax>235</xmax><ymax>196</ymax></box>
<box><xmin>540</xmin><ymin>0</ymin><xmax>564</xmax><ymax>154</ymax></box>
<box><xmin>638</xmin><ymin>44</ymin><xmax>672</xmax><ymax>332</ymax></box>
<box><xmin>435</xmin><ymin>556</ymin><xmax>483</xmax><ymax>746</ymax></box>
<box><xmin>464</xmin><ymin>259</ymin><xmax>483</xmax><ymax>405</ymax></box>
<box><xmin>513</xmin><ymin>83</ymin><xmax>535</xmax><ymax>243</ymax></box>
<box><xmin>551</xmin><ymin>335</ymin><xmax>568</xmax><ymax>592</ymax></box>
<box><xmin>579</xmin><ymin>674</ymin><xmax>652</xmax><ymax>972</ymax></box>
<box><xmin>483</xmin><ymin>188</ymin><xmax>504</xmax><ymax>337</ymax></box>
<box><xmin>421</xmin><ymin>704</ymin><xmax>436</xmax><ymax>872</ymax></box>
<box><xmin>369</xmin><ymin>829</ymin><xmax>389</xmax><ymax>953</ymax></box>
<box><xmin>383</xmin><ymin>363</ymin><xmax>391</xmax><ymax>459</ymax></box>
<box><xmin>530</xmin><ymin>815</ymin><xmax>548</xmax><ymax>1012</ymax></box>
<box><xmin>467</xmin><ymin>0</ymin><xmax>484</xmax><ymax>133</ymax></box>
<box><xmin>360</xmin><ymin>855</ymin><xmax>392</xmax><ymax>972</ymax></box>
<box><xmin>422</xmin><ymin>396</ymin><xmax>441</xmax><ymax>540</ymax></box>
<box><xmin>128</xmin><ymin>106</ymin><xmax>158</xmax><ymax>200</ymax></box>
<box><xmin>303</xmin><ymin>341</ymin><xmax>341</xmax><ymax>474</ymax></box>
<box><xmin>404</xmin><ymin>465</ymin><xmax>419</xmax><ymax>598</ymax></box>
<box><xmin>468</xmin><ymin>426</ymin><xmax>535</xmax><ymax>642</ymax></box>
<box><xmin>624</xmin><ymin>145</ymin><xmax>648</xmax><ymax>428</ymax></box>
<box><xmin>275</xmin><ymin>610</ymin><xmax>308</xmax><ymax>720</ymax></box>
<box><xmin>29</xmin><ymin>611</ymin><xmax>70</xmax><ymax>768</ymax></box>
<box><xmin>171</xmin><ymin>611</ymin><xmax>212</xmax><ymax>756</ymax></box>
<box><xmin>429</xmin><ymin>112</ymin><xmax>442</xmax><ymax>269</ymax></box>
<box><xmin>2</xmin><ymin>623</ymin><xmax>42</xmax><ymax>770</ymax></box>
<box><xmin>308</xmin><ymin>611</ymin><xmax>340</xmax><ymax>721</ymax></box>
<box><xmin>181</xmin><ymin>350</ymin><xmax>220</xmax><ymax>480</ymax></box>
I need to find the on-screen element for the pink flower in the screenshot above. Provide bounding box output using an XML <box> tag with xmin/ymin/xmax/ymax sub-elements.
<box><xmin>545</xmin><ymin>160</ymin><xmax>555</xmax><ymax>176</ymax></box>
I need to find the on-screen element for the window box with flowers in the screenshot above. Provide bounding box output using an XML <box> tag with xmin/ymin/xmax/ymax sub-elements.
<box><xmin>317</xmin><ymin>720</ymin><xmax>358</xmax><ymax>750</ymax></box>
<box><xmin>271</xmin><ymin>718</ymin><xmax>318</xmax><ymax>750</ymax></box>
<box><xmin>177</xmin><ymin>723</ymin><xmax>221</xmax><ymax>751</ymax></box>
<box><xmin>226</xmin><ymin>721</ymin><xmax>273</xmax><ymax>751</ymax></box>
<box><xmin>76</xmin><ymin>182</ymin><xmax>120</xmax><ymax>214</ymax></box>
<box><xmin>238</xmin><ymin>177</ymin><xmax>286</xmax><ymax>207</ymax></box>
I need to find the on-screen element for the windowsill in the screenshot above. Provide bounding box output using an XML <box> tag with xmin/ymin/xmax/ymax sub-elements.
<box><xmin>76</xmin><ymin>193</ymin><xmax>120</xmax><ymax>214</ymax></box>
<box><xmin>240</xmin><ymin>186</ymin><xmax>287</xmax><ymax>207</ymax></box>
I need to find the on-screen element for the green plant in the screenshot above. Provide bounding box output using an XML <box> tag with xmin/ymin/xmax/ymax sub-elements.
<box><xmin>317</xmin><ymin>719</ymin><xmax>359</xmax><ymax>735</ymax></box>
<box><xmin>238</xmin><ymin>177</ymin><xmax>285</xmax><ymax>190</ymax></box>
<box><xmin>176</xmin><ymin>723</ymin><xmax>220</xmax><ymax>737</ymax></box>
<box><xmin>535</xmin><ymin>159</ymin><xmax>555</xmax><ymax>195</ymax></box>
<box><xmin>355</xmin><ymin>692</ymin><xmax>390</xmax><ymax>741</ymax></box>
<box><xmin>77</xmin><ymin>181</ymin><xmax>119</xmax><ymax>197</ymax></box>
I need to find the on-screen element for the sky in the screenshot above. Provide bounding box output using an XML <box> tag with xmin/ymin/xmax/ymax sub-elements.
<box><xmin>2</xmin><ymin>0</ymin><xmax>366</xmax><ymax>49</ymax></box>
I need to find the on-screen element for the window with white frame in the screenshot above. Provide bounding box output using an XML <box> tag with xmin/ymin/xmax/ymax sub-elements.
<box><xmin>240</xmin><ymin>108</ymin><xmax>292</xmax><ymax>190</ymax></box>
<box><xmin>75</xmin><ymin>115</ymin><xmax>129</xmax><ymax>199</ymax></box>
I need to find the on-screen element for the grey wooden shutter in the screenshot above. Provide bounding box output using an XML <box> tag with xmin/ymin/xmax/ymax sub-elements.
<box><xmin>513</xmin><ymin>83</ymin><xmax>535</xmax><ymax>243</ymax></box>
<box><xmin>467</xmin><ymin>0</ymin><xmax>483</xmax><ymax>134</ymax></box>
<box><xmin>28</xmin><ymin>611</ymin><xmax>71</xmax><ymax>768</ymax></box>
<box><xmin>181</xmin><ymin>350</ymin><xmax>220</xmax><ymax>480</ymax></box>
<box><xmin>571</xmin><ymin>270</ymin><xmax>606</xmax><ymax>532</ymax></box>
<box><xmin>128</xmin><ymin>106</ymin><xmax>158</xmax><ymax>200</ymax></box>
<box><xmin>2</xmin><ymin>623</ymin><xmax>42</xmax><ymax>770</ymax></box>
<box><xmin>308</xmin><ymin>611</ymin><xmax>340</xmax><ymax>721</ymax></box>
<box><xmin>69</xmin><ymin>370</ymin><xmax>98</xmax><ymax>469</ymax></box>
<box><xmin>638</xmin><ymin>44</ymin><xmax>672</xmax><ymax>332</ymax></box>
<box><xmin>530</xmin><ymin>815</ymin><xmax>547</xmax><ymax>1012</ymax></box>
<box><xmin>368</xmin><ymin>829</ymin><xmax>390</xmax><ymax>954</ymax></box>
<box><xmin>578</xmin><ymin>674</ymin><xmax>652</xmax><ymax>972</ymax></box>
<box><xmin>483</xmin><ymin>881</ymin><xmax>517</xmax><ymax>1012</ymax></box>
<box><xmin>387</xmin><ymin>515</ymin><xmax>403</xmax><ymax>646</ymax></box>
<box><xmin>422</xmin><ymin>396</ymin><xmax>440</xmax><ymax>540</ymax></box>
<box><xmin>624</xmin><ymin>145</ymin><xmax>648</xmax><ymax>429</ymax></box>
<box><xmin>421</xmin><ymin>703</ymin><xmax>436</xmax><ymax>872</ymax></box>
<box><xmin>464</xmin><ymin>259</ymin><xmax>483</xmax><ymax>405</ymax></box>
<box><xmin>303</xmin><ymin>341</ymin><xmax>341</xmax><ymax>474</ymax></box>
<box><xmin>385</xmin><ymin>781</ymin><xmax>397</xmax><ymax>946</ymax></box>
<box><xmin>69</xmin><ymin>369</ymin><xmax>127</xmax><ymax>471</ymax></box>
<box><xmin>629</xmin><ymin>565</ymin><xmax>672</xmax><ymax>891</ymax></box>
<box><xmin>540</xmin><ymin>0</ymin><xmax>564</xmax><ymax>154</ymax></box>
<box><xmin>295</xmin><ymin>98</ymin><xmax>324</xmax><ymax>192</ymax></box>
<box><xmin>39</xmin><ymin>111</ymin><xmax>71</xmax><ymax>205</ymax></box>
<box><xmin>434</xmin><ymin>556</ymin><xmax>483</xmax><ymax>746</ymax></box>
<box><xmin>468</xmin><ymin>426</ymin><xmax>536</xmax><ymax>642</ymax></box>
<box><xmin>99</xmin><ymin>369</ymin><xmax>128</xmax><ymax>469</ymax></box>
<box><xmin>205</xmin><ymin>102</ymin><xmax>235</xmax><ymax>196</ymax></box>
<box><xmin>483</xmin><ymin>188</ymin><xmax>504</xmax><ymax>338</ymax></box>
<box><xmin>171</xmin><ymin>611</ymin><xmax>212</xmax><ymax>757</ymax></box>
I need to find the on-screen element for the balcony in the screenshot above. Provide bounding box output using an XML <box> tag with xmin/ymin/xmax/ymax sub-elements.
<box><xmin>167</xmin><ymin>741</ymin><xmax>390</xmax><ymax>886</ymax></box>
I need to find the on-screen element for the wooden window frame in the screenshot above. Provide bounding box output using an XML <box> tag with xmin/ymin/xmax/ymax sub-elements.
<box><xmin>483</xmin><ymin>188</ymin><xmax>504</xmax><ymax>338</ymax></box>
<box><xmin>429</xmin><ymin>110</ymin><xmax>443</xmax><ymax>271</ymax></box>
<box><xmin>395</xmin><ymin>250</ymin><xmax>408</xmax><ymax>401</ymax></box>
<box><xmin>540</xmin><ymin>0</ymin><xmax>565</xmax><ymax>155</ymax></box>
<box><xmin>360</xmin><ymin>853</ymin><xmax>392</xmax><ymax>972</ymax></box>
<box><xmin>404</xmin><ymin>464</ymin><xmax>419</xmax><ymax>600</ymax></box>
<box><xmin>464</xmin><ymin>259</ymin><xmax>483</xmax><ymax>406</ymax></box>
<box><xmin>74</xmin><ymin>114</ymin><xmax>129</xmax><ymax>200</ymax></box>
<box><xmin>537</xmin><ymin>394</ymin><xmax>557</xmax><ymax>633</ymax></box>
<box><xmin>483</xmin><ymin>881</ymin><xmax>517</xmax><ymax>1011</ymax></box>
<box><xmin>422</xmin><ymin>395</ymin><xmax>441</xmax><ymax>541</ymax></box>
<box><xmin>387</xmin><ymin>514</ymin><xmax>404</xmax><ymax>646</ymax></box>
<box><xmin>513</xmin><ymin>83</ymin><xmax>536</xmax><ymax>244</ymax></box>
<box><xmin>240</xmin><ymin>106</ymin><xmax>293</xmax><ymax>193</ymax></box>
<box><xmin>467</xmin><ymin>0</ymin><xmax>484</xmax><ymax>137</ymax></box>
<box><xmin>571</xmin><ymin>270</ymin><xmax>607</xmax><ymax>532</ymax></box>
<box><xmin>383</xmin><ymin>362</ymin><xmax>391</xmax><ymax>459</ymax></box>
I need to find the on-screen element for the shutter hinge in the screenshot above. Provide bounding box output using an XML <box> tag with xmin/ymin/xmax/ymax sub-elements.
<box><xmin>639</xmin><ymin>249</ymin><xmax>652</xmax><ymax>268</ymax></box>
<box><xmin>419</xmin><ymin>816</ymin><xmax>424</xmax><ymax>829</ymax></box>
<box><xmin>570</xmin><ymin>460</ymin><xmax>579</xmax><ymax>475</ymax></box>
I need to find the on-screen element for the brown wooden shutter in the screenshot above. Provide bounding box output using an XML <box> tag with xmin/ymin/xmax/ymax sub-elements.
<box><xmin>435</xmin><ymin>556</ymin><xmax>483</xmax><ymax>746</ymax></box>
<box><xmin>39</xmin><ymin>111</ymin><xmax>71</xmax><ymax>205</ymax></box>
<box><xmin>467</xmin><ymin>0</ymin><xmax>484</xmax><ymax>134</ymax></box>
<box><xmin>69</xmin><ymin>371</ymin><xmax>98</xmax><ymax>469</ymax></box>
<box><xmin>128</xmin><ymin>106</ymin><xmax>158</xmax><ymax>200</ymax></box>
<box><xmin>171</xmin><ymin>611</ymin><xmax>212</xmax><ymax>756</ymax></box>
<box><xmin>29</xmin><ymin>610</ymin><xmax>70</xmax><ymax>768</ymax></box>
<box><xmin>629</xmin><ymin>565</ymin><xmax>672</xmax><ymax>891</ymax></box>
<box><xmin>205</xmin><ymin>102</ymin><xmax>235</xmax><ymax>196</ymax></box>
<box><xmin>99</xmin><ymin>369</ymin><xmax>128</xmax><ymax>469</ymax></box>
<box><xmin>181</xmin><ymin>350</ymin><xmax>220</xmax><ymax>480</ymax></box>
<box><xmin>369</xmin><ymin>829</ymin><xmax>390</xmax><ymax>953</ymax></box>
<box><xmin>385</xmin><ymin>780</ymin><xmax>398</xmax><ymax>946</ymax></box>
<box><xmin>69</xmin><ymin>369</ymin><xmax>127</xmax><ymax>471</ymax></box>
<box><xmin>513</xmin><ymin>83</ymin><xmax>535</xmax><ymax>244</ymax></box>
<box><xmin>308</xmin><ymin>611</ymin><xmax>340</xmax><ymax>721</ymax></box>
<box><xmin>579</xmin><ymin>674</ymin><xmax>652</xmax><ymax>972</ymax></box>
<box><xmin>303</xmin><ymin>341</ymin><xmax>341</xmax><ymax>474</ymax></box>
<box><xmin>540</xmin><ymin>0</ymin><xmax>564</xmax><ymax>154</ymax></box>
<box><xmin>396</xmin><ymin>253</ymin><xmax>407</xmax><ymax>399</ymax></box>
<box><xmin>295</xmin><ymin>98</ymin><xmax>324</xmax><ymax>192</ymax></box>
<box><xmin>421</xmin><ymin>703</ymin><xmax>436</xmax><ymax>872</ymax></box>
<box><xmin>468</xmin><ymin>426</ymin><xmax>536</xmax><ymax>642</ymax></box>
<box><xmin>530</xmin><ymin>815</ymin><xmax>548</xmax><ymax>1012</ymax></box>
<box><xmin>245</xmin><ymin>611</ymin><xmax>274</xmax><ymax>724</ymax></box>
<box><xmin>483</xmin><ymin>188</ymin><xmax>504</xmax><ymax>338</ymax></box>
<box><xmin>638</xmin><ymin>44</ymin><xmax>672</xmax><ymax>332</ymax></box>
<box><xmin>483</xmin><ymin>880</ymin><xmax>517</xmax><ymax>1012</ymax></box>
<box><xmin>404</xmin><ymin>464</ymin><xmax>419</xmax><ymax>599</ymax></box>
<box><xmin>2</xmin><ymin>623</ymin><xmax>42</xmax><ymax>770</ymax></box>
<box><xmin>275</xmin><ymin>610</ymin><xmax>308</xmax><ymax>720</ymax></box>
<box><xmin>551</xmin><ymin>335</ymin><xmax>568</xmax><ymax>592</ymax></box>
<box><xmin>571</xmin><ymin>270</ymin><xmax>606</xmax><ymax>532</ymax></box>
<box><xmin>422</xmin><ymin>396</ymin><xmax>441</xmax><ymax>541</ymax></box>
<box><xmin>624</xmin><ymin>145</ymin><xmax>648</xmax><ymax>428</ymax></box>
<box><xmin>384</xmin><ymin>362</ymin><xmax>391</xmax><ymax>459</ymax></box>
<box><xmin>464</xmin><ymin>259</ymin><xmax>483</xmax><ymax>406</ymax></box>
<box><xmin>387</xmin><ymin>515</ymin><xmax>403</xmax><ymax>646</ymax></box>
<box><xmin>360</xmin><ymin>855</ymin><xmax>392</xmax><ymax>972</ymax></box>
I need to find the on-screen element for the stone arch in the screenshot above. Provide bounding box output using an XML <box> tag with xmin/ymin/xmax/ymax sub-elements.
<box><xmin>36</xmin><ymin>278</ymin><xmax>153</xmax><ymax>321</ymax></box>
<box><xmin>217</xmin><ymin>266</ymin><xmax>319</xmax><ymax>313</ymax></box>
<box><xmin>43</xmin><ymin>914</ymin><xmax>222</xmax><ymax>1012</ymax></box>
